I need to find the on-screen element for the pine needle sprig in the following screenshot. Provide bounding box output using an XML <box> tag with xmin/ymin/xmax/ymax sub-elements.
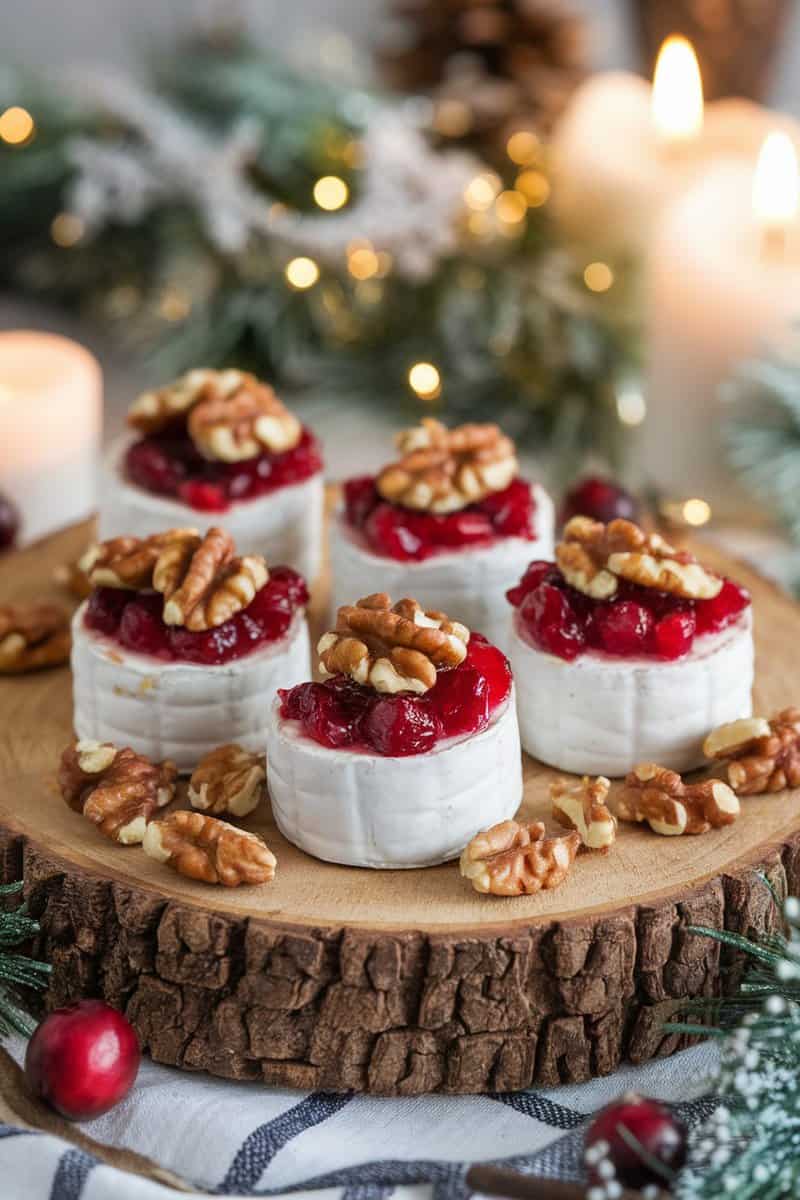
<box><xmin>0</xmin><ymin>882</ymin><xmax>51</xmax><ymax>1038</ymax></box>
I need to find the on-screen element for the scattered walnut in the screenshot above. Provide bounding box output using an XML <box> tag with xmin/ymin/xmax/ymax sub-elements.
<box><xmin>551</xmin><ymin>775</ymin><xmax>617</xmax><ymax>851</ymax></box>
<box><xmin>128</xmin><ymin>368</ymin><xmax>302</xmax><ymax>460</ymax></box>
<box><xmin>58</xmin><ymin>739</ymin><xmax>177</xmax><ymax>844</ymax></box>
<box><xmin>460</xmin><ymin>819</ymin><xmax>581</xmax><ymax>896</ymax></box>
<box><xmin>318</xmin><ymin>593</ymin><xmax>469</xmax><ymax>694</ymax></box>
<box><xmin>188</xmin><ymin>744</ymin><xmax>266</xmax><ymax>817</ymax></box>
<box><xmin>556</xmin><ymin>516</ymin><xmax>722</xmax><ymax>601</ymax></box>
<box><xmin>376</xmin><ymin>418</ymin><xmax>518</xmax><ymax>513</ymax></box>
<box><xmin>704</xmin><ymin>709</ymin><xmax>800</xmax><ymax>795</ymax></box>
<box><xmin>83</xmin><ymin>528</ymin><xmax>268</xmax><ymax>631</ymax></box>
<box><xmin>617</xmin><ymin>763</ymin><xmax>739</xmax><ymax>836</ymax></box>
<box><xmin>143</xmin><ymin>810</ymin><xmax>276</xmax><ymax>886</ymax></box>
<box><xmin>0</xmin><ymin>603</ymin><xmax>71</xmax><ymax>674</ymax></box>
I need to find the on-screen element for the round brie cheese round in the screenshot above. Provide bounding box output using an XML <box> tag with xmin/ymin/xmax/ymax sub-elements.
<box><xmin>267</xmin><ymin>693</ymin><xmax>523</xmax><ymax>868</ymax></box>
<box><xmin>99</xmin><ymin>435</ymin><xmax>324</xmax><ymax>582</ymax></box>
<box><xmin>329</xmin><ymin>483</ymin><xmax>554</xmax><ymax>650</ymax></box>
<box><xmin>71</xmin><ymin>604</ymin><xmax>311</xmax><ymax>772</ymax></box>
<box><xmin>508</xmin><ymin>609</ymin><xmax>754</xmax><ymax>777</ymax></box>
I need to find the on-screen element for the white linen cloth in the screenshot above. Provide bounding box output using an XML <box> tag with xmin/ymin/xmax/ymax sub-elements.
<box><xmin>0</xmin><ymin>1036</ymin><xmax>719</xmax><ymax>1200</ymax></box>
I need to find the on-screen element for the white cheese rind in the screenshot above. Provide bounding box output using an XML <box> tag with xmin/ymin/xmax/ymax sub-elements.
<box><xmin>328</xmin><ymin>483</ymin><xmax>554</xmax><ymax>650</ymax></box>
<box><xmin>266</xmin><ymin>693</ymin><xmax>523</xmax><ymax>869</ymax></box>
<box><xmin>99</xmin><ymin>434</ymin><xmax>324</xmax><ymax>581</ymax></box>
<box><xmin>71</xmin><ymin>604</ymin><xmax>311</xmax><ymax>771</ymax></box>
<box><xmin>508</xmin><ymin>609</ymin><xmax>754</xmax><ymax>777</ymax></box>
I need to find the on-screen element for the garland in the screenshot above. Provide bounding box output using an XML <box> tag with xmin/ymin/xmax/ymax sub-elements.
<box><xmin>0</xmin><ymin>882</ymin><xmax>51</xmax><ymax>1037</ymax></box>
<box><xmin>0</xmin><ymin>32</ymin><xmax>636</xmax><ymax>468</ymax></box>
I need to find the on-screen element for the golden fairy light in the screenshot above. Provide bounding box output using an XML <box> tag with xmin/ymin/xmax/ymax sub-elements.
<box><xmin>408</xmin><ymin>361</ymin><xmax>442</xmax><ymax>401</ymax></box>
<box><xmin>506</xmin><ymin>130</ymin><xmax>540</xmax><ymax>165</ymax></box>
<box><xmin>495</xmin><ymin>189</ymin><xmax>527</xmax><ymax>224</ymax></box>
<box><xmin>0</xmin><ymin>105</ymin><xmax>34</xmax><ymax>145</ymax></box>
<box><xmin>313</xmin><ymin>175</ymin><xmax>349</xmax><ymax>211</ymax></box>
<box><xmin>464</xmin><ymin>172</ymin><xmax>501</xmax><ymax>211</ymax></box>
<box><xmin>50</xmin><ymin>212</ymin><xmax>85</xmax><ymax>247</ymax></box>
<box><xmin>347</xmin><ymin>243</ymin><xmax>379</xmax><ymax>280</ymax></box>
<box><xmin>515</xmin><ymin>169</ymin><xmax>550</xmax><ymax>207</ymax></box>
<box><xmin>285</xmin><ymin>256</ymin><xmax>320</xmax><ymax>289</ymax></box>
<box><xmin>616</xmin><ymin>385</ymin><xmax>646</xmax><ymax>426</ymax></box>
<box><xmin>584</xmin><ymin>261</ymin><xmax>614</xmax><ymax>292</ymax></box>
<box><xmin>433</xmin><ymin>99</ymin><xmax>472</xmax><ymax>138</ymax></box>
<box><xmin>682</xmin><ymin>497</ymin><xmax>712</xmax><ymax>526</ymax></box>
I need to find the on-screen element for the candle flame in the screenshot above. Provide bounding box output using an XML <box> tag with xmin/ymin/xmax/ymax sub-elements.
<box><xmin>753</xmin><ymin>132</ymin><xmax>799</xmax><ymax>232</ymax></box>
<box><xmin>651</xmin><ymin>35</ymin><xmax>703</xmax><ymax>143</ymax></box>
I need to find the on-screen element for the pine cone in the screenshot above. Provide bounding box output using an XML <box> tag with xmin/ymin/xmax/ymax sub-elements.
<box><xmin>381</xmin><ymin>0</ymin><xmax>588</xmax><ymax>157</ymax></box>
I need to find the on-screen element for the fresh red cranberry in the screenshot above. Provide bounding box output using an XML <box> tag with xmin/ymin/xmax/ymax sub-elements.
<box><xmin>125</xmin><ymin>439</ymin><xmax>185</xmax><ymax>497</ymax></box>
<box><xmin>344</xmin><ymin>476</ymin><xmax>380</xmax><ymax>529</ymax></box>
<box><xmin>464</xmin><ymin>634</ymin><xmax>512</xmax><ymax>708</ymax></box>
<box><xmin>85</xmin><ymin>587</ymin><xmax>129</xmax><ymax>636</ymax></box>
<box><xmin>695</xmin><ymin>577</ymin><xmax>750</xmax><ymax>635</ymax></box>
<box><xmin>594</xmin><ymin>601</ymin><xmax>654</xmax><ymax>656</ymax></box>
<box><xmin>520</xmin><ymin>582</ymin><xmax>585</xmax><ymax>661</ymax></box>
<box><xmin>168</xmin><ymin>619</ymin><xmax>240</xmax><ymax>665</ymax></box>
<box><xmin>507</xmin><ymin>560</ymin><xmax>557</xmax><ymax>607</ymax></box>
<box><xmin>653</xmin><ymin>609</ymin><xmax>697</xmax><ymax>659</ymax></box>
<box><xmin>430</xmin><ymin>509</ymin><xmax>494</xmax><ymax>547</ymax></box>
<box><xmin>0</xmin><ymin>491</ymin><xmax>19</xmax><ymax>551</ymax></box>
<box><xmin>265</xmin><ymin>428</ymin><xmax>323</xmax><ymax>489</ymax></box>
<box><xmin>178</xmin><ymin>480</ymin><xmax>229</xmax><ymax>512</ymax></box>
<box><xmin>479</xmin><ymin>478</ymin><xmax>535</xmax><ymax>538</ymax></box>
<box><xmin>365</xmin><ymin>504</ymin><xmax>424</xmax><ymax>560</ymax></box>
<box><xmin>298</xmin><ymin>683</ymin><xmax>360</xmax><ymax>748</ymax></box>
<box><xmin>117</xmin><ymin>595</ymin><xmax>171</xmax><ymax>658</ymax></box>
<box><xmin>25</xmin><ymin>1000</ymin><xmax>140</xmax><ymax>1121</ymax></box>
<box><xmin>584</xmin><ymin>1092</ymin><xmax>687</xmax><ymax>1191</ymax></box>
<box><xmin>560</xmin><ymin>475</ymin><xmax>639</xmax><ymax>527</ymax></box>
<box><xmin>362</xmin><ymin>696</ymin><xmax>441</xmax><ymax>756</ymax></box>
<box><xmin>426</xmin><ymin>667</ymin><xmax>490</xmax><ymax>738</ymax></box>
<box><xmin>258</xmin><ymin>566</ymin><xmax>309</xmax><ymax>609</ymax></box>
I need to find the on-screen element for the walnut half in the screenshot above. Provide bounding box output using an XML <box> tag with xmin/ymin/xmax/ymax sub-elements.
<box><xmin>188</xmin><ymin>745</ymin><xmax>266</xmax><ymax>817</ymax></box>
<box><xmin>460</xmin><ymin>819</ymin><xmax>580</xmax><ymax>896</ymax></box>
<box><xmin>617</xmin><ymin>763</ymin><xmax>739</xmax><ymax>836</ymax></box>
<box><xmin>143</xmin><ymin>811</ymin><xmax>276</xmax><ymax>887</ymax></box>
<box><xmin>59</xmin><ymin>739</ymin><xmax>177</xmax><ymax>844</ymax></box>
<box><xmin>551</xmin><ymin>775</ymin><xmax>617</xmax><ymax>851</ymax></box>
<box><xmin>704</xmin><ymin>709</ymin><xmax>800</xmax><ymax>795</ymax></box>
<box><xmin>0</xmin><ymin>603</ymin><xmax>71</xmax><ymax>674</ymax></box>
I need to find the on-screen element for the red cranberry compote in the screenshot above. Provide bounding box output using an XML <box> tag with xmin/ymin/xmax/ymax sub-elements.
<box><xmin>125</xmin><ymin>425</ymin><xmax>322</xmax><ymax>514</ymax></box>
<box><xmin>507</xmin><ymin>562</ymin><xmax>750</xmax><ymax>662</ymax></box>
<box><xmin>84</xmin><ymin>567</ymin><xmax>308</xmax><ymax>665</ymax></box>
<box><xmin>343</xmin><ymin>476</ymin><xmax>537</xmax><ymax>561</ymax></box>
<box><xmin>279</xmin><ymin>634</ymin><xmax>512</xmax><ymax>757</ymax></box>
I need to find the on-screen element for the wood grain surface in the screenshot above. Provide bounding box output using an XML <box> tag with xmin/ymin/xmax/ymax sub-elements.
<box><xmin>0</xmin><ymin>518</ymin><xmax>797</xmax><ymax>1093</ymax></box>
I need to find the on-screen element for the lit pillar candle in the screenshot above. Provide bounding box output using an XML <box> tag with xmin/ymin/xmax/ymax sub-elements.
<box><xmin>550</xmin><ymin>36</ymin><xmax>800</xmax><ymax>258</ymax></box>
<box><xmin>0</xmin><ymin>331</ymin><xmax>102</xmax><ymax>544</ymax></box>
<box><xmin>642</xmin><ymin>133</ymin><xmax>800</xmax><ymax>515</ymax></box>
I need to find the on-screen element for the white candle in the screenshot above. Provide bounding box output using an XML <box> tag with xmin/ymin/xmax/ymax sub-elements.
<box><xmin>0</xmin><ymin>331</ymin><xmax>102</xmax><ymax>544</ymax></box>
<box><xmin>550</xmin><ymin>37</ymin><xmax>800</xmax><ymax>258</ymax></box>
<box><xmin>642</xmin><ymin>134</ymin><xmax>800</xmax><ymax>514</ymax></box>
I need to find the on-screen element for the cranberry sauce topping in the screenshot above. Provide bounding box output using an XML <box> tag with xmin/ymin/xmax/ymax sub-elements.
<box><xmin>507</xmin><ymin>561</ymin><xmax>750</xmax><ymax>662</ymax></box>
<box><xmin>84</xmin><ymin>567</ymin><xmax>308</xmax><ymax>665</ymax></box>
<box><xmin>343</xmin><ymin>475</ymin><xmax>536</xmax><ymax>561</ymax></box>
<box><xmin>125</xmin><ymin>424</ymin><xmax>322</xmax><ymax>513</ymax></box>
<box><xmin>279</xmin><ymin>633</ymin><xmax>512</xmax><ymax>756</ymax></box>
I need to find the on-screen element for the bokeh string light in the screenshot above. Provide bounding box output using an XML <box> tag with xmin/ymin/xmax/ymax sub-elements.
<box><xmin>408</xmin><ymin>361</ymin><xmax>442</xmax><ymax>401</ymax></box>
<box><xmin>285</xmin><ymin>257</ymin><xmax>320</xmax><ymax>289</ymax></box>
<box><xmin>0</xmin><ymin>106</ymin><xmax>34</xmax><ymax>145</ymax></box>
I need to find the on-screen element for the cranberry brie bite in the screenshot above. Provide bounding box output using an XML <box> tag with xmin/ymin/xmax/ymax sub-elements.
<box><xmin>99</xmin><ymin>369</ymin><xmax>324</xmax><ymax>582</ymax></box>
<box><xmin>267</xmin><ymin>593</ymin><xmax>523</xmax><ymax>869</ymax></box>
<box><xmin>331</xmin><ymin>418</ymin><xmax>554</xmax><ymax>648</ymax></box>
<box><xmin>507</xmin><ymin>517</ymin><xmax>754</xmax><ymax>776</ymax></box>
<box><xmin>72</xmin><ymin>527</ymin><xmax>310</xmax><ymax>771</ymax></box>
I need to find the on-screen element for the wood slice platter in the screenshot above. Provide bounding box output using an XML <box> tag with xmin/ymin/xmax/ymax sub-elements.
<box><xmin>1</xmin><ymin>519</ymin><xmax>798</xmax><ymax>1095</ymax></box>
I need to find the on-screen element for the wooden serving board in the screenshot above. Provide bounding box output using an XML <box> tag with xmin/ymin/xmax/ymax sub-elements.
<box><xmin>1</xmin><ymin>520</ymin><xmax>798</xmax><ymax>1095</ymax></box>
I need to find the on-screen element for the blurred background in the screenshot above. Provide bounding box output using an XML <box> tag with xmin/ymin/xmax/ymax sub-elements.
<box><xmin>3</xmin><ymin>0</ymin><xmax>800</xmax><ymax>575</ymax></box>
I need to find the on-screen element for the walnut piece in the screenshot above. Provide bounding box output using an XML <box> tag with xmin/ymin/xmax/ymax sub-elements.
<box><xmin>556</xmin><ymin>517</ymin><xmax>722</xmax><ymax>601</ymax></box>
<box><xmin>83</xmin><ymin>528</ymin><xmax>269</xmax><ymax>631</ymax></box>
<box><xmin>128</xmin><ymin>368</ymin><xmax>301</xmax><ymax>460</ymax></box>
<box><xmin>551</xmin><ymin>775</ymin><xmax>617</xmax><ymax>851</ymax></box>
<box><xmin>142</xmin><ymin>810</ymin><xmax>276</xmax><ymax>886</ymax></box>
<box><xmin>59</xmin><ymin>739</ymin><xmax>177</xmax><ymax>844</ymax></box>
<box><xmin>318</xmin><ymin>593</ymin><xmax>469</xmax><ymax>694</ymax></box>
<box><xmin>704</xmin><ymin>708</ymin><xmax>800</xmax><ymax>795</ymax></box>
<box><xmin>460</xmin><ymin>819</ymin><xmax>581</xmax><ymax>896</ymax></box>
<box><xmin>188</xmin><ymin>744</ymin><xmax>266</xmax><ymax>817</ymax></box>
<box><xmin>53</xmin><ymin>559</ymin><xmax>93</xmax><ymax>600</ymax></box>
<box><xmin>0</xmin><ymin>603</ymin><xmax>71</xmax><ymax>674</ymax></box>
<box><xmin>376</xmin><ymin>417</ymin><xmax>518</xmax><ymax>513</ymax></box>
<box><xmin>617</xmin><ymin>763</ymin><xmax>739</xmax><ymax>836</ymax></box>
